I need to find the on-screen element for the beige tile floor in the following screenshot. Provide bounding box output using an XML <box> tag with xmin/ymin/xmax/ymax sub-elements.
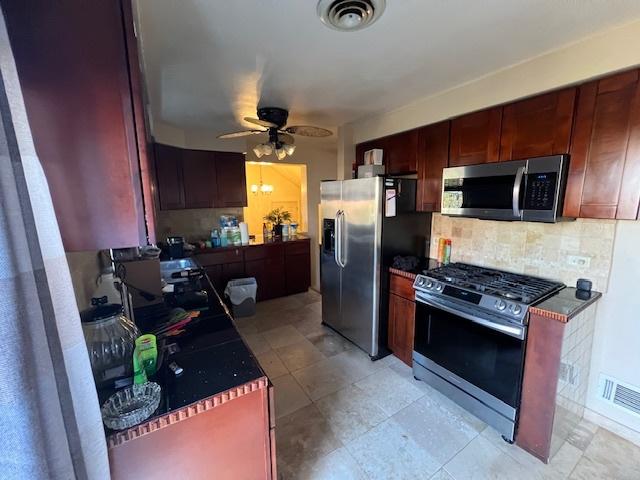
<box><xmin>235</xmin><ymin>291</ymin><xmax>640</xmax><ymax>480</ymax></box>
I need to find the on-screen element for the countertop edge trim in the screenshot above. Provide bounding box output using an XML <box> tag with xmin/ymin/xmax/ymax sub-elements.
<box><xmin>106</xmin><ymin>376</ymin><xmax>269</xmax><ymax>448</ymax></box>
<box><xmin>389</xmin><ymin>268</ymin><xmax>417</xmax><ymax>280</ymax></box>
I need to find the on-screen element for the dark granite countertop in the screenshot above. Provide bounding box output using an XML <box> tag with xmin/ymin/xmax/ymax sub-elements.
<box><xmin>530</xmin><ymin>287</ymin><xmax>602</xmax><ymax>322</ymax></box>
<box><xmin>389</xmin><ymin>257</ymin><xmax>442</xmax><ymax>278</ymax></box>
<box><xmin>99</xmin><ymin>271</ymin><xmax>264</xmax><ymax>440</ymax></box>
<box><xmin>192</xmin><ymin>234</ymin><xmax>310</xmax><ymax>255</ymax></box>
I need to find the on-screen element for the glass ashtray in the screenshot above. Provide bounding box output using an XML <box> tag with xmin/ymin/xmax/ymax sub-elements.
<box><xmin>101</xmin><ymin>382</ymin><xmax>161</xmax><ymax>430</ymax></box>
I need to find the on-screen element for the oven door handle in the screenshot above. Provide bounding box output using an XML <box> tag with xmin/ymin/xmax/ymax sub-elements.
<box><xmin>415</xmin><ymin>293</ymin><xmax>526</xmax><ymax>340</ymax></box>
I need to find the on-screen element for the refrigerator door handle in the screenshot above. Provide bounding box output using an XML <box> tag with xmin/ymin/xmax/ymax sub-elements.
<box><xmin>334</xmin><ymin>210</ymin><xmax>341</xmax><ymax>267</ymax></box>
<box><xmin>339</xmin><ymin>210</ymin><xmax>347</xmax><ymax>268</ymax></box>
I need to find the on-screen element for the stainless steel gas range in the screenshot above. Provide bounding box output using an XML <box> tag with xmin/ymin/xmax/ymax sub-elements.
<box><xmin>412</xmin><ymin>263</ymin><xmax>564</xmax><ymax>441</ymax></box>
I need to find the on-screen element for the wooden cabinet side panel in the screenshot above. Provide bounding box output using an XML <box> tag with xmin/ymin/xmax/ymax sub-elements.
<box><xmin>499</xmin><ymin>88</ymin><xmax>576</xmax><ymax>161</ymax></box>
<box><xmin>122</xmin><ymin>0</ymin><xmax>155</xmax><ymax>245</ymax></box>
<box><xmin>4</xmin><ymin>0</ymin><xmax>144</xmax><ymax>250</ymax></box>
<box><xmin>617</xmin><ymin>72</ymin><xmax>640</xmax><ymax>219</ymax></box>
<box><xmin>517</xmin><ymin>313</ymin><xmax>565</xmax><ymax>463</ymax></box>
<box><xmin>109</xmin><ymin>387</ymin><xmax>272</xmax><ymax>480</ymax></box>
<box><xmin>449</xmin><ymin>107</ymin><xmax>502</xmax><ymax>166</ymax></box>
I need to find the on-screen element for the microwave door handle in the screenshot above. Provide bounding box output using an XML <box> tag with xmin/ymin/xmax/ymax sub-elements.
<box><xmin>512</xmin><ymin>166</ymin><xmax>525</xmax><ymax>219</ymax></box>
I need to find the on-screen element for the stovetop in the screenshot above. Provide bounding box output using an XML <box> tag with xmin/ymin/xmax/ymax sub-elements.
<box><xmin>413</xmin><ymin>263</ymin><xmax>564</xmax><ymax>324</ymax></box>
<box><xmin>425</xmin><ymin>263</ymin><xmax>563</xmax><ymax>304</ymax></box>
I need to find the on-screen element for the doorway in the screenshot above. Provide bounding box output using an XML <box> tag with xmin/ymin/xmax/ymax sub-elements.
<box><xmin>243</xmin><ymin>161</ymin><xmax>308</xmax><ymax>237</ymax></box>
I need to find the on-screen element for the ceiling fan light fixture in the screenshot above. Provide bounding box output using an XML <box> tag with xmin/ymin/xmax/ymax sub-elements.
<box><xmin>252</xmin><ymin>145</ymin><xmax>264</xmax><ymax>158</ymax></box>
<box><xmin>275</xmin><ymin>148</ymin><xmax>287</xmax><ymax>161</ymax></box>
<box><xmin>283</xmin><ymin>144</ymin><xmax>296</xmax><ymax>156</ymax></box>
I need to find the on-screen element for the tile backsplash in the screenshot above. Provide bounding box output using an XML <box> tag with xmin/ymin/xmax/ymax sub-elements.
<box><xmin>429</xmin><ymin>214</ymin><xmax>616</xmax><ymax>292</ymax></box>
<box><xmin>155</xmin><ymin>207</ymin><xmax>244</xmax><ymax>242</ymax></box>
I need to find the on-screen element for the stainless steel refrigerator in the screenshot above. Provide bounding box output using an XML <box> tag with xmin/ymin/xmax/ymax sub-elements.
<box><xmin>320</xmin><ymin>177</ymin><xmax>431</xmax><ymax>359</ymax></box>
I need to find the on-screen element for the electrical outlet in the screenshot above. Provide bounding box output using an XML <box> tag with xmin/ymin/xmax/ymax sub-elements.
<box><xmin>567</xmin><ymin>255</ymin><xmax>591</xmax><ymax>268</ymax></box>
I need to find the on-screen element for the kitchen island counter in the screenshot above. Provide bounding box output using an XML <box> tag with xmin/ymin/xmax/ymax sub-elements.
<box><xmin>105</xmin><ymin>273</ymin><xmax>275</xmax><ymax>479</ymax></box>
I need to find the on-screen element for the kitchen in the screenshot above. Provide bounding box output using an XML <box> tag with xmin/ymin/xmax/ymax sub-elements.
<box><xmin>2</xmin><ymin>1</ymin><xmax>640</xmax><ymax>479</ymax></box>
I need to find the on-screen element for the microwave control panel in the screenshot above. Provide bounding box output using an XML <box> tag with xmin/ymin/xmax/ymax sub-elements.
<box><xmin>524</xmin><ymin>172</ymin><xmax>557</xmax><ymax>210</ymax></box>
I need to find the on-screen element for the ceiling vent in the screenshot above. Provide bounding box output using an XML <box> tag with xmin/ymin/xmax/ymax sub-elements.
<box><xmin>317</xmin><ymin>0</ymin><xmax>385</xmax><ymax>32</ymax></box>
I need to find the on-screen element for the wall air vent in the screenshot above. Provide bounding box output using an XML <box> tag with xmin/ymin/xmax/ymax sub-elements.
<box><xmin>599</xmin><ymin>374</ymin><xmax>640</xmax><ymax>417</ymax></box>
<box><xmin>317</xmin><ymin>0</ymin><xmax>385</xmax><ymax>32</ymax></box>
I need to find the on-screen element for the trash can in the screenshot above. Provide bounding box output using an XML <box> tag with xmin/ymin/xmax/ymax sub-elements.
<box><xmin>224</xmin><ymin>277</ymin><xmax>257</xmax><ymax>318</ymax></box>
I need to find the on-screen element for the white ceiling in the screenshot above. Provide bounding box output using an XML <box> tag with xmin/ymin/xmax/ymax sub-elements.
<box><xmin>136</xmin><ymin>0</ymin><xmax>640</xmax><ymax>137</ymax></box>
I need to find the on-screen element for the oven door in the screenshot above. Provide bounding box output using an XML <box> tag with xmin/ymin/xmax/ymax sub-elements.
<box><xmin>413</xmin><ymin>297</ymin><xmax>526</xmax><ymax>412</ymax></box>
<box><xmin>441</xmin><ymin>160</ymin><xmax>526</xmax><ymax>221</ymax></box>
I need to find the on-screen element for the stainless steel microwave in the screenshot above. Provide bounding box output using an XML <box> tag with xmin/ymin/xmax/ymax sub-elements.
<box><xmin>441</xmin><ymin>155</ymin><xmax>570</xmax><ymax>222</ymax></box>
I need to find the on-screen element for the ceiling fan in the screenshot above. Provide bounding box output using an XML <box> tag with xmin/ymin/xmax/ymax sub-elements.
<box><xmin>217</xmin><ymin>107</ymin><xmax>333</xmax><ymax>159</ymax></box>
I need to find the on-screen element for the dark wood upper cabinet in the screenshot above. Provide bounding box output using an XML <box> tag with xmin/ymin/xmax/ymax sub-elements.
<box><xmin>154</xmin><ymin>144</ymin><xmax>185</xmax><ymax>210</ymax></box>
<box><xmin>215</xmin><ymin>152</ymin><xmax>248</xmax><ymax>207</ymax></box>
<box><xmin>449</xmin><ymin>107</ymin><xmax>502</xmax><ymax>166</ymax></box>
<box><xmin>154</xmin><ymin>146</ymin><xmax>247</xmax><ymax>210</ymax></box>
<box><xmin>417</xmin><ymin>121</ymin><xmax>450</xmax><ymax>212</ymax></box>
<box><xmin>385</xmin><ymin>130</ymin><xmax>419</xmax><ymax>174</ymax></box>
<box><xmin>500</xmin><ymin>88</ymin><xmax>576</xmax><ymax>161</ymax></box>
<box><xmin>564</xmin><ymin>69</ymin><xmax>640</xmax><ymax>219</ymax></box>
<box><xmin>182</xmin><ymin>149</ymin><xmax>218</xmax><ymax>209</ymax></box>
<box><xmin>4</xmin><ymin>0</ymin><xmax>154</xmax><ymax>250</ymax></box>
<box><xmin>355</xmin><ymin>131</ymin><xmax>418</xmax><ymax>175</ymax></box>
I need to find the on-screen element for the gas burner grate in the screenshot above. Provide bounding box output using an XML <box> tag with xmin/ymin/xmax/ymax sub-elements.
<box><xmin>426</xmin><ymin>263</ymin><xmax>564</xmax><ymax>304</ymax></box>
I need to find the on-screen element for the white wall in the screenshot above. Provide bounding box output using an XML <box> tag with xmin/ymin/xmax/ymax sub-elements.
<box><xmin>586</xmin><ymin>221</ymin><xmax>640</xmax><ymax>440</ymax></box>
<box><xmin>344</xmin><ymin>18</ymin><xmax>640</xmax><ymax>145</ymax></box>
<box><xmin>245</xmin><ymin>137</ymin><xmax>337</xmax><ymax>290</ymax></box>
<box><xmin>339</xmin><ymin>19</ymin><xmax>640</xmax><ymax>438</ymax></box>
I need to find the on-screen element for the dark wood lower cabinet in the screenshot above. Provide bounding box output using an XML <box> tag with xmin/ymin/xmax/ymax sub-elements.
<box><xmin>284</xmin><ymin>240</ymin><xmax>311</xmax><ymax>295</ymax></box>
<box><xmin>387</xmin><ymin>271</ymin><xmax>417</xmax><ymax>367</ymax></box>
<box><xmin>195</xmin><ymin>239</ymin><xmax>310</xmax><ymax>301</ymax></box>
<box><xmin>108</xmin><ymin>377</ymin><xmax>275</xmax><ymax>479</ymax></box>
<box><xmin>387</xmin><ymin>293</ymin><xmax>416</xmax><ymax>366</ymax></box>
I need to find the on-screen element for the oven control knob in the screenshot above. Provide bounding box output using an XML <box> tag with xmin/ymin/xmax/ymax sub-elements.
<box><xmin>495</xmin><ymin>300</ymin><xmax>507</xmax><ymax>311</ymax></box>
<box><xmin>511</xmin><ymin>304</ymin><xmax>522</xmax><ymax>315</ymax></box>
<box><xmin>416</xmin><ymin>277</ymin><xmax>426</xmax><ymax>287</ymax></box>
<box><xmin>425</xmin><ymin>279</ymin><xmax>433</xmax><ymax>289</ymax></box>
<box><xmin>435</xmin><ymin>283</ymin><xmax>443</xmax><ymax>292</ymax></box>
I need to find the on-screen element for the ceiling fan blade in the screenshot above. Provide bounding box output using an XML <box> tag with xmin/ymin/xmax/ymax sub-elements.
<box><xmin>285</xmin><ymin>125</ymin><xmax>333</xmax><ymax>137</ymax></box>
<box><xmin>217</xmin><ymin>130</ymin><xmax>265</xmax><ymax>139</ymax></box>
<box><xmin>244</xmin><ymin>117</ymin><xmax>278</xmax><ymax>128</ymax></box>
<box><xmin>277</xmin><ymin>132</ymin><xmax>295</xmax><ymax>144</ymax></box>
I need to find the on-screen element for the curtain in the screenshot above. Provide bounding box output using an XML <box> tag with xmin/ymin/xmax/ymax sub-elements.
<box><xmin>0</xmin><ymin>12</ymin><xmax>109</xmax><ymax>480</ymax></box>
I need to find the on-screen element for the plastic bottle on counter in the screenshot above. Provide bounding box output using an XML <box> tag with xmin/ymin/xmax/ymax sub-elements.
<box><xmin>220</xmin><ymin>227</ymin><xmax>229</xmax><ymax>247</ymax></box>
<box><xmin>231</xmin><ymin>226</ymin><xmax>242</xmax><ymax>246</ymax></box>
<box><xmin>211</xmin><ymin>228</ymin><xmax>221</xmax><ymax>248</ymax></box>
<box><xmin>444</xmin><ymin>239</ymin><xmax>452</xmax><ymax>264</ymax></box>
<box><xmin>437</xmin><ymin>238</ymin><xmax>446</xmax><ymax>263</ymax></box>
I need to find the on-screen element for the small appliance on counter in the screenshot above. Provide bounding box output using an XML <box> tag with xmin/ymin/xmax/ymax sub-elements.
<box><xmin>166</xmin><ymin>236</ymin><xmax>186</xmax><ymax>259</ymax></box>
<box><xmin>81</xmin><ymin>297</ymin><xmax>140</xmax><ymax>388</ymax></box>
